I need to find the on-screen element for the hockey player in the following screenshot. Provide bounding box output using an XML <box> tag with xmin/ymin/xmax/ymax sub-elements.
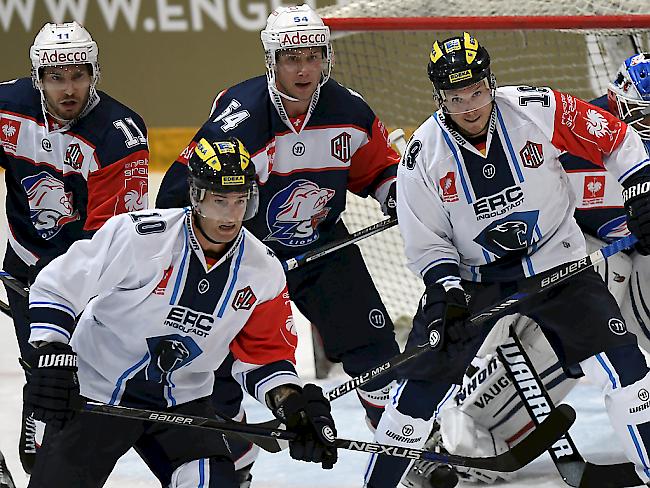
<box><xmin>156</xmin><ymin>4</ymin><xmax>401</xmax><ymax>483</ymax></box>
<box><xmin>403</xmin><ymin>51</ymin><xmax>650</xmax><ymax>488</ymax></box>
<box><xmin>0</xmin><ymin>21</ymin><xmax>149</xmax><ymax>473</ymax></box>
<box><xmin>21</xmin><ymin>136</ymin><xmax>337</xmax><ymax>487</ymax></box>
<box><xmin>364</xmin><ymin>33</ymin><xmax>650</xmax><ymax>488</ymax></box>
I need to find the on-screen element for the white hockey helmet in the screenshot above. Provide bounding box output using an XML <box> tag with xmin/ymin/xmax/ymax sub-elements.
<box><xmin>260</xmin><ymin>4</ymin><xmax>332</xmax><ymax>99</ymax></box>
<box><xmin>30</xmin><ymin>21</ymin><xmax>100</xmax><ymax>89</ymax></box>
<box><xmin>607</xmin><ymin>52</ymin><xmax>650</xmax><ymax>140</ymax></box>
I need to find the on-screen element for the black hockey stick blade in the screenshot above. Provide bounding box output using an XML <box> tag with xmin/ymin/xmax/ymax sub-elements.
<box><xmin>283</xmin><ymin>217</ymin><xmax>397</xmax><ymax>271</ymax></box>
<box><xmin>577</xmin><ymin>460</ymin><xmax>643</xmax><ymax>488</ymax></box>
<box><xmin>335</xmin><ymin>403</ymin><xmax>576</xmax><ymax>471</ymax></box>
<box><xmin>462</xmin><ymin>404</ymin><xmax>575</xmax><ymax>471</ymax></box>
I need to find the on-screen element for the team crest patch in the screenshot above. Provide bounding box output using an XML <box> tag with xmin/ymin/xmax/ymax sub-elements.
<box><xmin>265</xmin><ymin>179</ymin><xmax>335</xmax><ymax>247</ymax></box>
<box><xmin>0</xmin><ymin>117</ymin><xmax>20</xmax><ymax>153</ymax></box>
<box><xmin>64</xmin><ymin>143</ymin><xmax>84</xmax><ymax>170</ymax></box>
<box><xmin>331</xmin><ymin>132</ymin><xmax>352</xmax><ymax>163</ymax></box>
<box><xmin>582</xmin><ymin>175</ymin><xmax>606</xmax><ymax>206</ymax></box>
<box><xmin>439</xmin><ymin>172</ymin><xmax>459</xmax><ymax>202</ymax></box>
<box><xmin>232</xmin><ymin>286</ymin><xmax>256</xmax><ymax>311</ymax></box>
<box><xmin>22</xmin><ymin>171</ymin><xmax>80</xmax><ymax>240</ymax></box>
<box><xmin>474</xmin><ymin>210</ymin><xmax>539</xmax><ymax>258</ymax></box>
<box><xmin>519</xmin><ymin>141</ymin><xmax>544</xmax><ymax>168</ymax></box>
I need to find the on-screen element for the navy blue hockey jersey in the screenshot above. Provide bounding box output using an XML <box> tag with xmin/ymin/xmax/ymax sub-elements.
<box><xmin>0</xmin><ymin>77</ymin><xmax>149</xmax><ymax>265</ymax></box>
<box><xmin>156</xmin><ymin>76</ymin><xmax>399</xmax><ymax>259</ymax></box>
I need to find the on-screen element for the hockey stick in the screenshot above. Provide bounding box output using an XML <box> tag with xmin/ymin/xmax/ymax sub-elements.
<box><xmin>283</xmin><ymin>128</ymin><xmax>406</xmax><ymax>272</ymax></box>
<box><xmin>282</xmin><ymin>216</ymin><xmax>397</xmax><ymax>271</ymax></box>
<box><xmin>0</xmin><ymin>271</ymin><xmax>21</xmax><ymax>318</ymax></box>
<box><xmin>496</xmin><ymin>328</ymin><xmax>643</xmax><ymax>488</ymax></box>
<box><xmin>84</xmin><ymin>400</ymin><xmax>575</xmax><ymax>471</ymax></box>
<box><xmin>0</xmin><ymin>271</ymin><xmax>29</xmax><ymax>297</ymax></box>
<box><xmin>323</xmin><ymin>233</ymin><xmax>638</xmax><ymax>402</ymax></box>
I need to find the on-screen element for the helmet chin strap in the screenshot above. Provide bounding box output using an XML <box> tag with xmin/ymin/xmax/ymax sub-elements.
<box><xmin>39</xmin><ymin>85</ymin><xmax>98</xmax><ymax>131</ymax></box>
<box><xmin>270</xmin><ymin>81</ymin><xmax>302</xmax><ymax>103</ymax></box>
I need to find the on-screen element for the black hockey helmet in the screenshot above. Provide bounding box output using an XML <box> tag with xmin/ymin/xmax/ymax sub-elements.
<box><xmin>188</xmin><ymin>136</ymin><xmax>259</xmax><ymax>220</ymax></box>
<box><xmin>427</xmin><ymin>32</ymin><xmax>495</xmax><ymax>110</ymax></box>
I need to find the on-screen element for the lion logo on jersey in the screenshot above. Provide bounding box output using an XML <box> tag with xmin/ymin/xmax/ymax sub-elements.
<box><xmin>474</xmin><ymin>210</ymin><xmax>539</xmax><ymax>258</ymax></box>
<box><xmin>22</xmin><ymin>172</ymin><xmax>80</xmax><ymax>240</ymax></box>
<box><xmin>265</xmin><ymin>179</ymin><xmax>335</xmax><ymax>247</ymax></box>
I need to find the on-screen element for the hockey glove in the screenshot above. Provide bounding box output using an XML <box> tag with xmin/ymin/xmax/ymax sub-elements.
<box><xmin>21</xmin><ymin>342</ymin><xmax>82</xmax><ymax>429</ymax></box>
<box><xmin>623</xmin><ymin>172</ymin><xmax>650</xmax><ymax>255</ymax></box>
<box><xmin>416</xmin><ymin>284</ymin><xmax>472</xmax><ymax>356</ymax></box>
<box><xmin>382</xmin><ymin>182</ymin><xmax>398</xmax><ymax>220</ymax></box>
<box><xmin>273</xmin><ymin>384</ymin><xmax>338</xmax><ymax>469</ymax></box>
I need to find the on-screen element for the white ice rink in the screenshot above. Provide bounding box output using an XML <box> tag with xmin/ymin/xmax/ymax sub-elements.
<box><xmin>0</xmin><ymin>173</ymin><xmax>636</xmax><ymax>487</ymax></box>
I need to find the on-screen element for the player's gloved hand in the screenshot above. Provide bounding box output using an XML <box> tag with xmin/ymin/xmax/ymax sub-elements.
<box><xmin>20</xmin><ymin>342</ymin><xmax>82</xmax><ymax>429</ymax></box>
<box><xmin>273</xmin><ymin>384</ymin><xmax>337</xmax><ymax>469</ymax></box>
<box><xmin>623</xmin><ymin>171</ymin><xmax>650</xmax><ymax>255</ymax></box>
<box><xmin>382</xmin><ymin>182</ymin><xmax>397</xmax><ymax>220</ymax></box>
<box><xmin>416</xmin><ymin>284</ymin><xmax>472</xmax><ymax>356</ymax></box>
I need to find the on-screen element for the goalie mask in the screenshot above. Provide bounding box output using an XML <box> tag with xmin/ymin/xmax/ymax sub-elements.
<box><xmin>188</xmin><ymin>137</ymin><xmax>259</xmax><ymax>222</ymax></box>
<box><xmin>608</xmin><ymin>52</ymin><xmax>650</xmax><ymax>140</ymax></box>
<box><xmin>261</xmin><ymin>4</ymin><xmax>332</xmax><ymax>102</ymax></box>
<box><xmin>427</xmin><ymin>32</ymin><xmax>496</xmax><ymax>115</ymax></box>
<box><xmin>30</xmin><ymin>21</ymin><xmax>100</xmax><ymax>123</ymax></box>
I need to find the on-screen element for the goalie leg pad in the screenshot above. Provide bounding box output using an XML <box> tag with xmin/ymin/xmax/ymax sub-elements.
<box><xmin>580</xmin><ymin>343</ymin><xmax>650</xmax><ymax>482</ymax></box>
<box><xmin>170</xmin><ymin>457</ymin><xmax>237</xmax><ymax>488</ymax></box>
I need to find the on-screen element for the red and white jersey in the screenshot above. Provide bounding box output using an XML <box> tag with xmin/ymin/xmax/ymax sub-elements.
<box><xmin>28</xmin><ymin>208</ymin><xmax>299</xmax><ymax>408</ymax></box>
<box><xmin>0</xmin><ymin>78</ymin><xmax>149</xmax><ymax>265</ymax></box>
<box><xmin>397</xmin><ymin>86</ymin><xmax>650</xmax><ymax>284</ymax></box>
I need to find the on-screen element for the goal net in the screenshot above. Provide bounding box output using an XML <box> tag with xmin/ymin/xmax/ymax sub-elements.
<box><xmin>319</xmin><ymin>1</ymin><xmax>650</xmax><ymax>330</ymax></box>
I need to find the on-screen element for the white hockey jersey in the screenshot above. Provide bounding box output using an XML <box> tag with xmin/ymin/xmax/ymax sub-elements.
<box><xmin>397</xmin><ymin>86</ymin><xmax>650</xmax><ymax>284</ymax></box>
<box><xmin>28</xmin><ymin>208</ymin><xmax>300</xmax><ymax>408</ymax></box>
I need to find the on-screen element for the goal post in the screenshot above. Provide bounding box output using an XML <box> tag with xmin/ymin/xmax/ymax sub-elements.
<box><xmin>318</xmin><ymin>1</ymin><xmax>650</xmax><ymax>328</ymax></box>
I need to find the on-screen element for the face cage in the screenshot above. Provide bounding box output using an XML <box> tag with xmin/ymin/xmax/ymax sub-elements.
<box><xmin>434</xmin><ymin>73</ymin><xmax>497</xmax><ymax>115</ymax></box>
<box><xmin>265</xmin><ymin>44</ymin><xmax>332</xmax><ymax>99</ymax></box>
<box><xmin>189</xmin><ymin>183</ymin><xmax>259</xmax><ymax>222</ymax></box>
<box><xmin>614</xmin><ymin>94</ymin><xmax>650</xmax><ymax>140</ymax></box>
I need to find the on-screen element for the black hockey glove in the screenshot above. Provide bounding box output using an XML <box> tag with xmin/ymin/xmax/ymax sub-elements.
<box><xmin>382</xmin><ymin>182</ymin><xmax>397</xmax><ymax>220</ymax></box>
<box><xmin>21</xmin><ymin>342</ymin><xmax>82</xmax><ymax>429</ymax></box>
<box><xmin>623</xmin><ymin>172</ymin><xmax>650</xmax><ymax>255</ymax></box>
<box><xmin>273</xmin><ymin>384</ymin><xmax>337</xmax><ymax>469</ymax></box>
<box><xmin>416</xmin><ymin>284</ymin><xmax>472</xmax><ymax>356</ymax></box>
